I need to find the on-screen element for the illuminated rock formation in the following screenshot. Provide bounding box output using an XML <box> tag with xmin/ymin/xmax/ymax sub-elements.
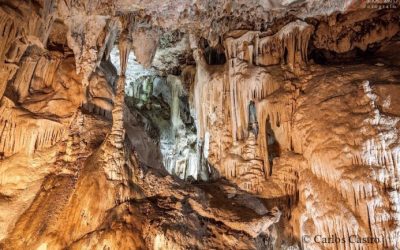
<box><xmin>0</xmin><ymin>0</ymin><xmax>399</xmax><ymax>249</ymax></box>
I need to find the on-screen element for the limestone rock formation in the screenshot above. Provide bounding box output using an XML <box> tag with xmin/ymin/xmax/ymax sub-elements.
<box><xmin>0</xmin><ymin>0</ymin><xmax>399</xmax><ymax>249</ymax></box>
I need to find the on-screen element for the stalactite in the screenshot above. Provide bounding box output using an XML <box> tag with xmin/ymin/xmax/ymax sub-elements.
<box><xmin>12</xmin><ymin>56</ymin><xmax>39</xmax><ymax>102</ymax></box>
<box><xmin>225</xmin><ymin>20</ymin><xmax>314</xmax><ymax>69</ymax></box>
<box><xmin>0</xmin><ymin>97</ymin><xmax>65</xmax><ymax>157</ymax></box>
<box><xmin>0</xmin><ymin>0</ymin><xmax>56</xmax><ymax>63</ymax></box>
<box><xmin>0</xmin><ymin>1</ymin><xmax>399</xmax><ymax>249</ymax></box>
<box><xmin>0</xmin><ymin>64</ymin><xmax>18</xmax><ymax>100</ymax></box>
<box><xmin>168</xmin><ymin>75</ymin><xmax>183</xmax><ymax>131</ymax></box>
<box><xmin>65</xmin><ymin>15</ymin><xmax>109</xmax><ymax>87</ymax></box>
<box><xmin>192</xmin><ymin>28</ymin><xmax>298</xmax><ymax>190</ymax></box>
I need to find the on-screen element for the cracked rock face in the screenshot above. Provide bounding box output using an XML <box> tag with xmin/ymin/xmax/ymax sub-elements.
<box><xmin>0</xmin><ymin>0</ymin><xmax>400</xmax><ymax>249</ymax></box>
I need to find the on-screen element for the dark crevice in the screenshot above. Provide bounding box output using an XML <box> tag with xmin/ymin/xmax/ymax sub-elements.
<box><xmin>308</xmin><ymin>43</ymin><xmax>382</xmax><ymax>65</ymax></box>
<box><xmin>199</xmin><ymin>38</ymin><xmax>226</xmax><ymax>65</ymax></box>
<box><xmin>266</xmin><ymin>119</ymin><xmax>280</xmax><ymax>176</ymax></box>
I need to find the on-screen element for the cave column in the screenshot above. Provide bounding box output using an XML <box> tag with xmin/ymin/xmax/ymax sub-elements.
<box><xmin>190</xmin><ymin>34</ymin><xmax>210</xmax><ymax>181</ymax></box>
<box><xmin>110</xmin><ymin>23</ymin><xmax>132</xmax><ymax>149</ymax></box>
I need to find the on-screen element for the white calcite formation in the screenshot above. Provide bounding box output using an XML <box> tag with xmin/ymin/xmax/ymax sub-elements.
<box><xmin>160</xmin><ymin>75</ymin><xmax>202</xmax><ymax>180</ymax></box>
<box><xmin>0</xmin><ymin>0</ymin><xmax>399</xmax><ymax>249</ymax></box>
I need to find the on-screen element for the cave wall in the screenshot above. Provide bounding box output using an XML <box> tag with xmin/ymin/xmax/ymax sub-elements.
<box><xmin>188</xmin><ymin>13</ymin><xmax>400</xmax><ymax>249</ymax></box>
<box><xmin>0</xmin><ymin>0</ymin><xmax>399</xmax><ymax>249</ymax></box>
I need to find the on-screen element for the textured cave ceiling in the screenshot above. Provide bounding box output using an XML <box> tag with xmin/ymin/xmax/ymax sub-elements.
<box><xmin>0</xmin><ymin>0</ymin><xmax>400</xmax><ymax>249</ymax></box>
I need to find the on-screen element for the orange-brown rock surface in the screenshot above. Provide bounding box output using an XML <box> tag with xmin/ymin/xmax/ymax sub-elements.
<box><xmin>0</xmin><ymin>0</ymin><xmax>399</xmax><ymax>249</ymax></box>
